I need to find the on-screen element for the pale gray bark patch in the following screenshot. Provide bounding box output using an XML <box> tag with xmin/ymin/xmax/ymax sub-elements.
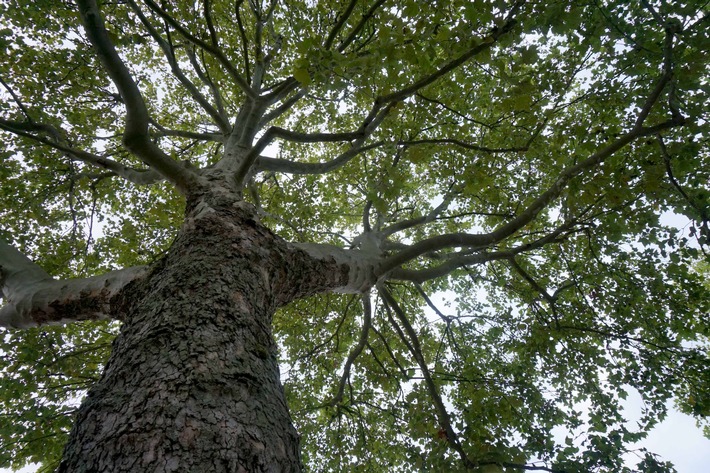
<box><xmin>0</xmin><ymin>236</ymin><xmax>51</xmax><ymax>295</ymax></box>
<box><xmin>293</xmin><ymin>242</ymin><xmax>380</xmax><ymax>293</ymax></box>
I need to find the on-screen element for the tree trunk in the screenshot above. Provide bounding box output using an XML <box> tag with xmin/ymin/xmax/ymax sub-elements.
<box><xmin>58</xmin><ymin>193</ymin><xmax>348</xmax><ymax>472</ymax></box>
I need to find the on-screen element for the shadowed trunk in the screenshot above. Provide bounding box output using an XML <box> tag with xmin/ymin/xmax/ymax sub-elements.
<box><xmin>57</xmin><ymin>192</ymin><xmax>348</xmax><ymax>472</ymax></box>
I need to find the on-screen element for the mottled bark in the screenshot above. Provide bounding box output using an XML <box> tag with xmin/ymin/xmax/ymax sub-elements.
<box><xmin>58</xmin><ymin>193</ymin><xmax>349</xmax><ymax>472</ymax></box>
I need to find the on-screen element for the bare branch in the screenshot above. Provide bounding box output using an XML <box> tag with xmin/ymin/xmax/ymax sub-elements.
<box><xmin>235</xmin><ymin>0</ymin><xmax>252</xmax><ymax>83</ymax></box>
<box><xmin>387</xmin><ymin>222</ymin><xmax>579</xmax><ymax>283</ymax></box>
<box><xmin>380</xmin><ymin>190</ymin><xmax>456</xmax><ymax>237</ymax></box>
<box><xmin>141</xmin><ymin>0</ymin><xmax>256</xmax><ymax>99</ymax></box>
<box><xmin>324</xmin><ymin>0</ymin><xmax>359</xmax><ymax>50</ymax></box>
<box><xmin>400</xmin><ymin>138</ymin><xmax>527</xmax><ymax>154</ymax></box>
<box><xmin>127</xmin><ymin>0</ymin><xmax>230</xmax><ymax>134</ymax></box>
<box><xmin>259</xmin><ymin>88</ymin><xmax>308</xmax><ymax>126</ymax></box>
<box><xmin>0</xmin><ymin>118</ymin><xmax>165</xmax><ymax>185</ymax></box>
<box><xmin>338</xmin><ymin>0</ymin><xmax>387</xmax><ymax>52</ymax></box>
<box><xmin>330</xmin><ymin>292</ymin><xmax>372</xmax><ymax>407</ymax></box>
<box><xmin>262</xmin><ymin>126</ymin><xmax>365</xmax><ymax>144</ymax></box>
<box><xmin>243</xmin><ymin>100</ymin><xmax>395</xmax><ymax>182</ymax></box>
<box><xmin>150</xmin><ymin>122</ymin><xmax>223</xmax><ymax>142</ymax></box>
<box><xmin>202</xmin><ymin>0</ymin><xmax>219</xmax><ymax>47</ymax></box>
<box><xmin>255</xmin><ymin>141</ymin><xmax>384</xmax><ymax>175</ymax></box>
<box><xmin>508</xmin><ymin>257</ymin><xmax>557</xmax><ymax>306</ymax></box>
<box><xmin>186</xmin><ymin>48</ymin><xmax>230</xmax><ymax>124</ymax></box>
<box><xmin>0</xmin><ymin>74</ymin><xmax>33</xmax><ymax>120</ymax></box>
<box><xmin>380</xmin><ymin>286</ymin><xmax>471</xmax><ymax>466</ymax></box>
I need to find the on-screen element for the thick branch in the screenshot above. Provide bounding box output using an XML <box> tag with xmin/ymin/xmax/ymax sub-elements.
<box><xmin>0</xmin><ymin>265</ymin><xmax>148</xmax><ymax>329</ymax></box>
<box><xmin>0</xmin><ymin>237</ymin><xmax>52</xmax><ymax>297</ymax></box>
<box><xmin>293</xmin><ymin>242</ymin><xmax>380</xmax><ymax>293</ymax></box>
<box><xmin>0</xmin><ymin>237</ymin><xmax>148</xmax><ymax>329</ymax></box>
<box><xmin>255</xmin><ymin>141</ymin><xmax>383</xmax><ymax>175</ymax></box>
<box><xmin>75</xmin><ymin>0</ymin><xmax>199</xmax><ymax>192</ymax></box>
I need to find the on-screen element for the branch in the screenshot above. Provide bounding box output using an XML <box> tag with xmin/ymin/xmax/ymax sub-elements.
<box><xmin>259</xmin><ymin>87</ymin><xmax>308</xmax><ymax>126</ymax></box>
<box><xmin>245</xmin><ymin>101</ymin><xmax>395</xmax><ymax>181</ymax></box>
<box><xmin>293</xmin><ymin>242</ymin><xmax>380</xmax><ymax>293</ymax></box>
<box><xmin>127</xmin><ymin>0</ymin><xmax>230</xmax><ymax>134</ymax></box>
<box><xmin>337</xmin><ymin>0</ymin><xmax>388</xmax><ymax>52</ymax></box>
<box><xmin>508</xmin><ymin>257</ymin><xmax>557</xmax><ymax>306</ymax></box>
<box><xmin>387</xmin><ymin>221</ymin><xmax>579</xmax><ymax>283</ymax></box>
<box><xmin>0</xmin><ymin>118</ymin><xmax>165</xmax><ymax>185</ymax></box>
<box><xmin>261</xmin><ymin>126</ymin><xmax>365</xmax><ymax>144</ymax></box>
<box><xmin>329</xmin><ymin>292</ymin><xmax>372</xmax><ymax>406</ymax></box>
<box><xmin>0</xmin><ymin>266</ymin><xmax>148</xmax><ymax>329</ymax></box>
<box><xmin>150</xmin><ymin>122</ymin><xmax>223</xmax><ymax>142</ymax></box>
<box><xmin>251</xmin><ymin>4</ymin><xmax>282</xmax><ymax>90</ymax></box>
<box><xmin>255</xmin><ymin>141</ymin><xmax>384</xmax><ymax>175</ymax></box>
<box><xmin>324</xmin><ymin>0</ymin><xmax>359</xmax><ymax>49</ymax></box>
<box><xmin>658</xmin><ymin>135</ymin><xmax>709</xmax><ymax>228</ymax></box>
<box><xmin>202</xmin><ymin>0</ymin><xmax>219</xmax><ymax>47</ymax></box>
<box><xmin>75</xmin><ymin>0</ymin><xmax>199</xmax><ymax>192</ymax></box>
<box><xmin>400</xmin><ymin>138</ymin><xmax>528</xmax><ymax>154</ymax></box>
<box><xmin>376</xmin><ymin>4</ymin><xmax>523</xmax><ymax>106</ymax></box>
<box><xmin>186</xmin><ymin>48</ymin><xmax>230</xmax><ymax>124</ymax></box>
<box><xmin>380</xmin><ymin>118</ymin><xmax>684</xmax><ymax>276</ymax></box>
<box><xmin>142</xmin><ymin>0</ymin><xmax>256</xmax><ymax>99</ymax></box>
<box><xmin>235</xmin><ymin>0</ymin><xmax>251</xmax><ymax>83</ymax></box>
<box><xmin>382</xmin><ymin>285</ymin><xmax>565</xmax><ymax>473</ymax></box>
<box><xmin>380</xmin><ymin>190</ymin><xmax>456</xmax><ymax>237</ymax></box>
<box><xmin>0</xmin><ymin>237</ymin><xmax>148</xmax><ymax>329</ymax></box>
<box><xmin>0</xmin><ymin>74</ymin><xmax>33</xmax><ymax>120</ymax></box>
<box><xmin>380</xmin><ymin>286</ymin><xmax>471</xmax><ymax>466</ymax></box>
<box><xmin>251</xmin><ymin>7</ymin><xmax>522</xmax><ymax>181</ymax></box>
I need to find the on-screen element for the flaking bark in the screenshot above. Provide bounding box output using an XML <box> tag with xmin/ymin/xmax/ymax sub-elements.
<box><xmin>58</xmin><ymin>193</ymin><xmax>349</xmax><ymax>472</ymax></box>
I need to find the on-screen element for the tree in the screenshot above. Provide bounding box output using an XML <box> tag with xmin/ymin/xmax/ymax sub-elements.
<box><xmin>0</xmin><ymin>0</ymin><xmax>708</xmax><ymax>471</ymax></box>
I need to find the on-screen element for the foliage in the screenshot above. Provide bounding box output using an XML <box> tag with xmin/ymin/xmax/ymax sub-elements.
<box><xmin>0</xmin><ymin>0</ymin><xmax>708</xmax><ymax>471</ymax></box>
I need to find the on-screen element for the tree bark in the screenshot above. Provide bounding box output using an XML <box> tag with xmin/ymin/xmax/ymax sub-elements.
<box><xmin>58</xmin><ymin>191</ymin><xmax>349</xmax><ymax>472</ymax></box>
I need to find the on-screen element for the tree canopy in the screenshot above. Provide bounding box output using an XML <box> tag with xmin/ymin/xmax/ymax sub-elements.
<box><xmin>0</xmin><ymin>0</ymin><xmax>708</xmax><ymax>471</ymax></box>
